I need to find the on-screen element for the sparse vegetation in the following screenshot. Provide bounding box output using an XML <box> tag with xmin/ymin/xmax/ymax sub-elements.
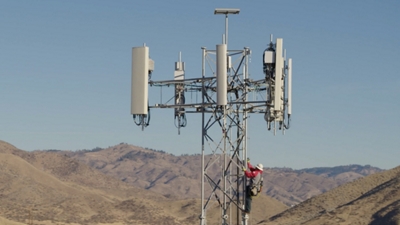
<box><xmin>1</xmin><ymin>140</ymin><xmax>397</xmax><ymax>225</ymax></box>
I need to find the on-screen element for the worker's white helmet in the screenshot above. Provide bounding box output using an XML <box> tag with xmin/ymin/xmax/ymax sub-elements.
<box><xmin>256</xmin><ymin>163</ymin><xmax>263</xmax><ymax>170</ymax></box>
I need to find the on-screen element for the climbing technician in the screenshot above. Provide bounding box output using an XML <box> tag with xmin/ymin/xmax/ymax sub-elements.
<box><xmin>242</xmin><ymin>158</ymin><xmax>264</xmax><ymax>215</ymax></box>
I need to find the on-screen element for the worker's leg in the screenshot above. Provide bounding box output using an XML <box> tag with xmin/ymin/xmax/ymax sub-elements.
<box><xmin>245</xmin><ymin>186</ymin><xmax>252</xmax><ymax>213</ymax></box>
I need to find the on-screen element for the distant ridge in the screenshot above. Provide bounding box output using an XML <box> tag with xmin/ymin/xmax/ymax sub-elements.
<box><xmin>298</xmin><ymin>164</ymin><xmax>382</xmax><ymax>177</ymax></box>
<box><xmin>64</xmin><ymin>143</ymin><xmax>383</xmax><ymax>206</ymax></box>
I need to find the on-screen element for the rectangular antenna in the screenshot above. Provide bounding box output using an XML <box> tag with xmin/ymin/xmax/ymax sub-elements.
<box><xmin>274</xmin><ymin>38</ymin><xmax>284</xmax><ymax>113</ymax></box>
<box><xmin>131</xmin><ymin>46</ymin><xmax>149</xmax><ymax>115</ymax></box>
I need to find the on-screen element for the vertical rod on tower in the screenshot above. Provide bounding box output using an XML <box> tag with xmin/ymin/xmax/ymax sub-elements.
<box><xmin>225</xmin><ymin>14</ymin><xmax>228</xmax><ymax>45</ymax></box>
<box><xmin>243</xmin><ymin>48</ymin><xmax>250</xmax><ymax>225</ymax></box>
<box><xmin>200</xmin><ymin>47</ymin><xmax>206</xmax><ymax>225</ymax></box>
<box><xmin>236</xmin><ymin>99</ymin><xmax>240</xmax><ymax>225</ymax></box>
<box><xmin>288</xmin><ymin>58</ymin><xmax>292</xmax><ymax>115</ymax></box>
<box><xmin>217</xmin><ymin>42</ymin><xmax>228</xmax><ymax>224</ymax></box>
<box><xmin>215</xmin><ymin>8</ymin><xmax>239</xmax><ymax>46</ymax></box>
<box><xmin>222</xmin><ymin>106</ymin><xmax>227</xmax><ymax>225</ymax></box>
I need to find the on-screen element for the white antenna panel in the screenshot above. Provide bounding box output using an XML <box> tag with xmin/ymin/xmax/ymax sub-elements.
<box><xmin>227</xmin><ymin>56</ymin><xmax>232</xmax><ymax>69</ymax></box>
<box><xmin>216</xmin><ymin>44</ymin><xmax>227</xmax><ymax>106</ymax></box>
<box><xmin>263</xmin><ymin>50</ymin><xmax>275</xmax><ymax>64</ymax></box>
<box><xmin>288</xmin><ymin>58</ymin><xmax>292</xmax><ymax>115</ymax></box>
<box><xmin>131</xmin><ymin>46</ymin><xmax>149</xmax><ymax>115</ymax></box>
<box><xmin>274</xmin><ymin>38</ymin><xmax>284</xmax><ymax>112</ymax></box>
<box><xmin>174</xmin><ymin>67</ymin><xmax>184</xmax><ymax>80</ymax></box>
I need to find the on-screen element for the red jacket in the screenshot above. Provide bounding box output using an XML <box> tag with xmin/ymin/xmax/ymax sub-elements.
<box><xmin>244</xmin><ymin>162</ymin><xmax>263</xmax><ymax>178</ymax></box>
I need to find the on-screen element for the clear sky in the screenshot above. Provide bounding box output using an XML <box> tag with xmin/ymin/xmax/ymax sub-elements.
<box><xmin>1</xmin><ymin>0</ymin><xmax>399</xmax><ymax>169</ymax></box>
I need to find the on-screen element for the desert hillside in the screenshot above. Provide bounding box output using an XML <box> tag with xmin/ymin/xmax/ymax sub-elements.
<box><xmin>258</xmin><ymin>165</ymin><xmax>400</xmax><ymax>225</ymax></box>
<box><xmin>64</xmin><ymin>144</ymin><xmax>382</xmax><ymax>206</ymax></box>
<box><xmin>2</xmin><ymin>140</ymin><xmax>393</xmax><ymax>225</ymax></box>
<box><xmin>0</xmin><ymin>141</ymin><xmax>183</xmax><ymax>224</ymax></box>
<box><xmin>0</xmin><ymin>140</ymin><xmax>287</xmax><ymax>225</ymax></box>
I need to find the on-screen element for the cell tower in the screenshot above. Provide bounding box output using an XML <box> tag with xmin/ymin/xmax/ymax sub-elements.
<box><xmin>131</xmin><ymin>8</ymin><xmax>293</xmax><ymax>225</ymax></box>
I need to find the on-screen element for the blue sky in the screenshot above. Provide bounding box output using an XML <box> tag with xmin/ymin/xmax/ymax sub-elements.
<box><xmin>1</xmin><ymin>0</ymin><xmax>399</xmax><ymax>169</ymax></box>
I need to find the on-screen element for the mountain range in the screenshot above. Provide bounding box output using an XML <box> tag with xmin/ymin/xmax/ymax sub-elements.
<box><xmin>1</xmin><ymin>140</ymin><xmax>398</xmax><ymax>225</ymax></box>
<box><xmin>63</xmin><ymin>143</ymin><xmax>382</xmax><ymax>206</ymax></box>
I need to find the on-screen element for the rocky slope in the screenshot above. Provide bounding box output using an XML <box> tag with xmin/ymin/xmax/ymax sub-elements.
<box><xmin>258</xmin><ymin>165</ymin><xmax>400</xmax><ymax>225</ymax></box>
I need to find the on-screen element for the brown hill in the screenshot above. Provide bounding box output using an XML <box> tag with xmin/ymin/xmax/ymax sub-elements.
<box><xmin>0</xmin><ymin>141</ymin><xmax>186</xmax><ymax>224</ymax></box>
<box><xmin>263</xmin><ymin>168</ymin><xmax>338</xmax><ymax>206</ymax></box>
<box><xmin>64</xmin><ymin>144</ymin><xmax>211</xmax><ymax>199</ymax></box>
<box><xmin>258</xmin><ymin>165</ymin><xmax>400</xmax><ymax>225</ymax></box>
<box><xmin>65</xmin><ymin>144</ymin><xmax>381</xmax><ymax>206</ymax></box>
<box><xmin>0</xmin><ymin>140</ymin><xmax>287</xmax><ymax>224</ymax></box>
<box><xmin>3</xmin><ymin>140</ymin><xmax>388</xmax><ymax>224</ymax></box>
<box><xmin>264</xmin><ymin>165</ymin><xmax>382</xmax><ymax>206</ymax></box>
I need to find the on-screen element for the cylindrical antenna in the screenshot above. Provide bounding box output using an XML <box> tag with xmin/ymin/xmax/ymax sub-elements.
<box><xmin>216</xmin><ymin>44</ymin><xmax>227</xmax><ymax>106</ymax></box>
<box><xmin>270</xmin><ymin>34</ymin><xmax>273</xmax><ymax>43</ymax></box>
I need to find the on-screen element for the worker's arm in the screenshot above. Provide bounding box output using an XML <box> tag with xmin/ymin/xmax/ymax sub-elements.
<box><xmin>244</xmin><ymin>169</ymin><xmax>260</xmax><ymax>178</ymax></box>
<box><xmin>247</xmin><ymin>162</ymin><xmax>256</xmax><ymax>171</ymax></box>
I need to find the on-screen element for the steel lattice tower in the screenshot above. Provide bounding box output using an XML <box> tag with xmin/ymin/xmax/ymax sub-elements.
<box><xmin>131</xmin><ymin>8</ymin><xmax>293</xmax><ymax>225</ymax></box>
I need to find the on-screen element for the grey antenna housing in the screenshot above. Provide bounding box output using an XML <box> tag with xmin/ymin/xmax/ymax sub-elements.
<box><xmin>131</xmin><ymin>46</ymin><xmax>154</xmax><ymax>130</ymax></box>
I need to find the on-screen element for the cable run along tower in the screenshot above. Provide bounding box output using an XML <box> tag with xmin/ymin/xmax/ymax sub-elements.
<box><xmin>131</xmin><ymin>8</ymin><xmax>293</xmax><ymax>225</ymax></box>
